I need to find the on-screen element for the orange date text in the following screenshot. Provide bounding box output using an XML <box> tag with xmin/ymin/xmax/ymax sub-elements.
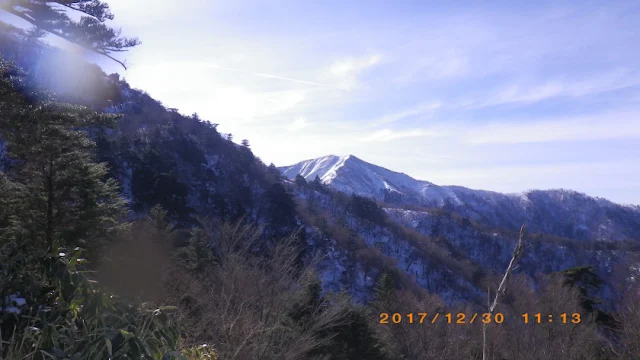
<box><xmin>379</xmin><ymin>312</ymin><xmax>504</xmax><ymax>325</ymax></box>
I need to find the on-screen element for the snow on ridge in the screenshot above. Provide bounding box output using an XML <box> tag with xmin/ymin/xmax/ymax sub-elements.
<box><xmin>283</xmin><ymin>154</ymin><xmax>447</xmax><ymax>200</ymax></box>
<box><xmin>281</xmin><ymin>154</ymin><xmax>640</xmax><ymax>212</ymax></box>
<box><xmin>320</xmin><ymin>155</ymin><xmax>352</xmax><ymax>184</ymax></box>
<box><xmin>280</xmin><ymin>155</ymin><xmax>338</xmax><ymax>180</ymax></box>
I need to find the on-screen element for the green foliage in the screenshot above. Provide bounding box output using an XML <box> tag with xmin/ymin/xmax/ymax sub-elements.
<box><xmin>178</xmin><ymin>227</ymin><xmax>216</xmax><ymax>272</ymax></box>
<box><xmin>130</xmin><ymin>147</ymin><xmax>190</xmax><ymax>220</ymax></box>
<box><xmin>562</xmin><ymin>266</ymin><xmax>603</xmax><ymax>291</ymax></box>
<box><xmin>0</xmin><ymin>249</ymin><xmax>187</xmax><ymax>360</ymax></box>
<box><xmin>561</xmin><ymin>265</ymin><xmax>603</xmax><ymax>313</ymax></box>
<box><xmin>148</xmin><ymin>205</ymin><xmax>177</xmax><ymax>235</ymax></box>
<box><xmin>373</xmin><ymin>273</ymin><xmax>396</xmax><ymax>312</ymax></box>
<box><xmin>560</xmin><ymin>266</ymin><xmax>615</xmax><ymax>326</ymax></box>
<box><xmin>0</xmin><ymin>58</ymin><xmax>215</xmax><ymax>359</ymax></box>
<box><xmin>0</xmin><ymin>59</ymin><xmax>127</xmax><ymax>255</ymax></box>
<box><xmin>181</xmin><ymin>345</ymin><xmax>218</xmax><ymax>360</ymax></box>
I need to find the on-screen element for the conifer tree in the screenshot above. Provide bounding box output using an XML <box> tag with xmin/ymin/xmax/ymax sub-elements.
<box><xmin>178</xmin><ymin>227</ymin><xmax>216</xmax><ymax>272</ymax></box>
<box><xmin>288</xmin><ymin>272</ymin><xmax>324</xmax><ymax>326</ymax></box>
<box><xmin>0</xmin><ymin>60</ymin><xmax>205</xmax><ymax>360</ymax></box>
<box><xmin>319</xmin><ymin>301</ymin><xmax>390</xmax><ymax>360</ymax></box>
<box><xmin>267</xmin><ymin>162</ymin><xmax>282</xmax><ymax>181</ymax></box>
<box><xmin>560</xmin><ymin>266</ymin><xmax>615</xmax><ymax>326</ymax></box>
<box><xmin>311</xmin><ymin>174</ymin><xmax>325</xmax><ymax>192</ymax></box>
<box><xmin>0</xmin><ymin>60</ymin><xmax>127</xmax><ymax>256</ymax></box>
<box><xmin>373</xmin><ymin>272</ymin><xmax>396</xmax><ymax>313</ymax></box>
<box><xmin>294</xmin><ymin>174</ymin><xmax>308</xmax><ymax>187</ymax></box>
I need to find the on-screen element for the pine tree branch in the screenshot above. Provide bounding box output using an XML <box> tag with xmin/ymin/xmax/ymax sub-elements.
<box><xmin>58</xmin><ymin>3</ymin><xmax>113</xmax><ymax>22</ymax></box>
<box><xmin>0</xmin><ymin>5</ymin><xmax>130</xmax><ymax>69</ymax></box>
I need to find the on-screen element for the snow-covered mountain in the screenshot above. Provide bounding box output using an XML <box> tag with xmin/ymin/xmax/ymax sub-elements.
<box><xmin>281</xmin><ymin>155</ymin><xmax>640</xmax><ymax>241</ymax></box>
<box><xmin>281</xmin><ymin>155</ymin><xmax>440</xmax><ymax>199</ymax></box>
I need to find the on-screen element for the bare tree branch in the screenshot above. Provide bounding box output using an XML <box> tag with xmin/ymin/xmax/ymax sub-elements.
<box><xmin>483</xmin><ymin>224</ymin><xmax>527</xmax><ymax>360</ymax></box>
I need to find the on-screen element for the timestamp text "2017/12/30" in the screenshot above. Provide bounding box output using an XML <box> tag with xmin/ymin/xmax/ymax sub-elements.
<box><xmin>379</xmin><ymin>313</ymin><xmax>582</xmax><ymax>325</ymax></box>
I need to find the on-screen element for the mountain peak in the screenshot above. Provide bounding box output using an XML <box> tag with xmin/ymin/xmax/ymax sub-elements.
<box><xmin>280</xmin><ymin>154</ymin><xmax>428</xmax><ymax>199</ymax></box>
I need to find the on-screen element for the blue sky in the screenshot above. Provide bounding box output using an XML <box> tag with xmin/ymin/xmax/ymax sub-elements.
<box><xmin>6</xmin><ymin>0</ymin><xmax>640</xmax><ymax>204</ymax></box>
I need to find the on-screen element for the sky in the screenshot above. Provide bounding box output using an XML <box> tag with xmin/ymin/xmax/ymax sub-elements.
<box><xmin>5</xmin><ymin>0</ymin><xmax>640</xmax><ymax>204</ymax></box>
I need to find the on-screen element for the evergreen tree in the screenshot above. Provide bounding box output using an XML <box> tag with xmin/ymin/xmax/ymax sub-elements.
<box><xmin>560</xmin><ymin>265</ymin><xmax>615</xmax><ymax>326</ymax></box>
<box><xmin>241</xmin><ymin>139</ymin><xmax>250</xmax><ymax>147</ymax></box>
<box><xmin>320</xmin><ymin>302</ymin><xmax>390</xmax><ymax>360</ymax></box>
<box><xmin>0</xmin><ymin>61</ymin><xmax>207</xmax><ymax>360</ymax></box>
<box><xmin>264</xmin><ymin>182</ymin><xmax>297</xmax><ymax>233</ymax></box>
<box><xmin>294</xmin><ymin>174</ymin><xmax>308</xmax><ymax>187</ymax></box>
<box><xmin>311</xmin><ymin>175</ymin><xmax>326</xmax><ymax>192</ymax></box>
<box><xmin>561</xmin><ymin>266</ymin><xmax>602</xmax><ymax>312</ymax></box>
<box><xmin>288</xmin><ymin>272</ymin><xmax>324</xmax><ymax>326</ymax></box>
<box><xmin>178</xmin><ymin>227</ymin><xmax>216</xmax><ymax>272</ymax></box>
<box><xmin>0</xmin><ymin>0</ymin><xmax>140</xmax><ymax>68</ymax></box>
<box><xmin>373</xmin><ymin>272</ymin><xmax>396</xmax><ymax>312</ymax></box>
<box><xmin>267</xmin><ymin>163</ymin><xmax>282</xmax><ymax>181</ymax></box>
<box><xmin>147</xmin><ymin>204</ymin><xmax>175</xmax><ymax>234</ymax></box>
<box><xmin>349</xmin><ymin>194</ymin><xmax>386</xmax><ymax>224</ymax></box>
<box><xmin>286</xmin><ymin>279</ymin><xmax>390</xmax><ymax>360</ymax></box>
<box><xmin>0</xmin><ymin>60</ymin><xmax>127</xmax><ymax>256</ymax></box>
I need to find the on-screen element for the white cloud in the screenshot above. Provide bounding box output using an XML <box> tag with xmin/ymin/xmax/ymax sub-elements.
<box><xmin>286</xmin><ymin>117</ymin><xmax>308</xmax><ymax>132</ymax></box>
<box><xmin>250</xmin><ymin>72</ymin><xmax>325</xmax><ymax>86</ymax></box>
<box><xmin>360</xmin><ymin>128</ymin><xmax>438</xmax><ymax>142</ymax></box>
<box><xmin>326</xmin><ymin>54</ymin><xmax>382</xmax><ymax>91</ymax></box>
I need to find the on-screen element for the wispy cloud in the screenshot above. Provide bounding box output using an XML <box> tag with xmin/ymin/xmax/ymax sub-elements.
<box><xmin>326</xmin><ymin>54</ymin><xmax>382</xmax><ymax>91</ymax></box>
<box><xmin>212</xmin><ymin>64</ymin><xmax>326</xmax><ymax>86</ymax></box>
<box><xmin>466</xmin><ymin>111</ymin><xmax>640</xmax><ymax>144</ymax></box>
<box><xmin>476</xmin><ymin>69</ymin><xmax>640</xmax><ymax>108</ymax></box>
<box><xmin>249</xmin><ymin>72</ymin><xmax>324</xmax><ymax>86</ymax></box>
<box><xmin>360</xmin><ymin>128</ymin><xmax>438</xmax><ymax>142</ymax></box>
<box><xmin>372</xmin><ymin>101</ymin><xmax>442</xmax><ymax>126</ymax></box>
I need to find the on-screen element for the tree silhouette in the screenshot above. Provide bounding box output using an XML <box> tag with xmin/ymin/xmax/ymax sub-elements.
<box><xmin>0</xmin><ymin>0</ymin><xmax>140</xmax><ymax>69</ymax></box>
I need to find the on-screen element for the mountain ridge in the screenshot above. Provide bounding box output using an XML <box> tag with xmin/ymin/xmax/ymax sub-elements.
<box><xmin>281</xmin><ymin>154</ymin><xmax>638</xmax><ymax>207</ymax></box>
<box><xmin>281</xmin><ymin>154</ymin><xmax>640</xmax><ymax>241</ymax></box>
